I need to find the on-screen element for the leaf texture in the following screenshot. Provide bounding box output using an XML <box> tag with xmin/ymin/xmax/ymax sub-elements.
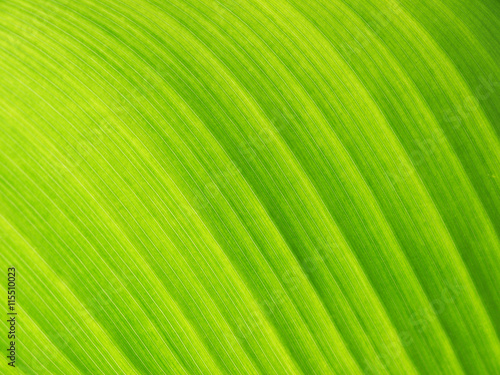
<box><xmin>0</xmin><ymin>0</ymin><xmax>499</xmax><ymax>373</ymax></box>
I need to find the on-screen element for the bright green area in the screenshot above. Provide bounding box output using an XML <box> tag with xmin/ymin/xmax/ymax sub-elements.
<box><xmin>0</xmin><ymin>0</ymin><xmax>499</xmax><ymax>373</ymax></box>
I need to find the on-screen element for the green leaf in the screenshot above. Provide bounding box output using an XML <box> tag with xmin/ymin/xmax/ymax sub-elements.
<box><xmin>1</xmin><ymin>0</ymin><xmax>499</xmax><ymax>373</ymax></box>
